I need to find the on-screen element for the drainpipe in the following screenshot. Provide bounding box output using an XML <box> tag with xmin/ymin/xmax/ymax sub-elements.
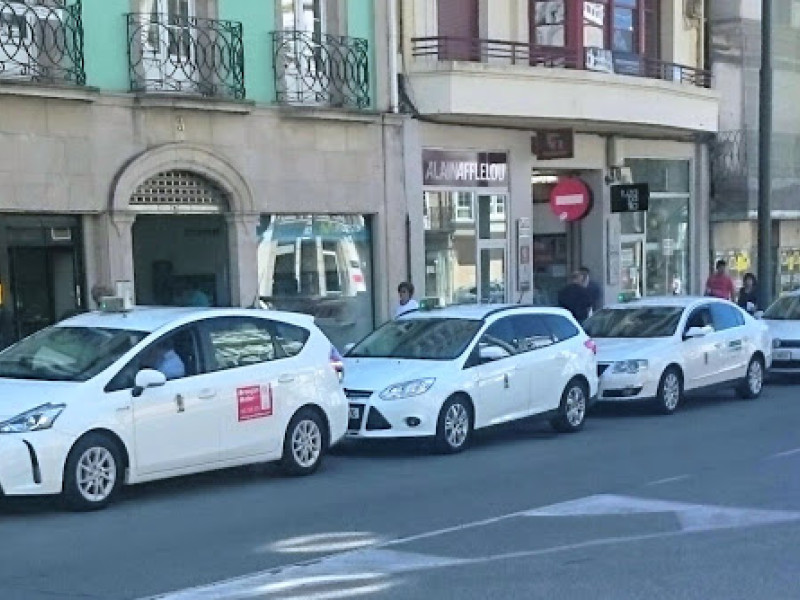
<box><xmin>388</xmin><ymin>0</ymin><xmax>399</xmax><ymax>113</ymax></box>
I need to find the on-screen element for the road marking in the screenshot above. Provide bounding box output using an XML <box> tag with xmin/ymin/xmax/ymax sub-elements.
<box><xmin>143</xmin><ymin>496</ymin><xmax>800</xmax><ymax>600</ymax></box>
<box><xmin>645</xmin><ymin>474</ymin><xmax>691</xmax><ymax>486</ymax></box>
<box><xmin>769</xmin><ymin>447</ymin><xmax>800</xmax><ymax>459</ymax></box>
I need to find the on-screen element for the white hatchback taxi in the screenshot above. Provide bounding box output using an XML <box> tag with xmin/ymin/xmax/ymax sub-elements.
<box><xmin>761</xmin><ymin>291</ymin><xmax>800</xmax><ymax>374</ymax></box>
<box><xmin>0</xmin><ymin>306</ymin><xmax>347</xmax><ymax>510</ymax></box>
<box><xmin>342</xmin><ymin>305</ymin><xmax>598</xmax><ymax>453</ymax></box>
<box><xmin>584</xmin><ymin>297</ymin><xmax>772</xmax><ymax>414</ymax></box>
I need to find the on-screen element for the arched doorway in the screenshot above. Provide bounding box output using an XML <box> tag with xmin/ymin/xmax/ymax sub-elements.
<box><xmin>130</xmin><ymin>170</ymin><xmax>231</xmax><ymax>307</ymax></box>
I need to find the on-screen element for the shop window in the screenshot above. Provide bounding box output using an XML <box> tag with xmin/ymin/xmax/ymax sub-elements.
<box><xmin>532</xmin><ymin>234</ymin><xmax>568</xmax><ymax>305</ymax></box>
<box><xmin>257</xmin><ymin>215</ymin><xmax>373</xmax><ymax>352</ymax></box>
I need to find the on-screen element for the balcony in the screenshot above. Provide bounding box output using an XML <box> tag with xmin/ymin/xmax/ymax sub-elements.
<box><xmin>272</xmin><ymin>30</ymin><xmax>370</xmax><ymax>110</ymax></box>
<box><xmin>127</xmin><ymin>13</ymin><xmax>245</xmax><ymax>100</ymax></box>
<box><xmin>0</xmin><ymin>0</ymin><xmax>85</xmax><ymax>85</ymax></box>
<box><xmin>408</xmin><ymin>37</ymin><xmax>719</xmax><ymax>135</ymax></box>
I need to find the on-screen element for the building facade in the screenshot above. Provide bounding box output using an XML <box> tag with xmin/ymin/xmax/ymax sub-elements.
<box><xmin>0</xmin><ymin>0</ymin><xmax>405</xmax><ymax>350</ymax></box>
<box><xmin>400</xmin><ymin>0</ymin><xmax>718</xmax><ymax>307</ymax></box>
<box><xmin>710</xmin><ymin>1</ymin><xmax>800</xmax><ymax>296</ymax></box>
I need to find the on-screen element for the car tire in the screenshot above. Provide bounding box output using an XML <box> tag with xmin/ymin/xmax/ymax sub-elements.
<box><xmin>434</xmin><ymin>396</ymin><xmax>473</xmax><ymax>454</ymax></box>
<box><xmin>550</xmin><ymin>379</ymin><xmax>588</xmax><ymax>433</ymax></box>
<box><xmin>736</xmin><ymin>355</ymin><xmax>764</xmax><ymax>400</ymax></box>
<box><xmin>62</xmin><ymin>433</ymin><xmax>124</xmax><ymax>512</ymax></box>
<box><xmin>280</xmin><ymin>408</ymin><xmax>326</xmax><ymax>476</ymax></box>
<box><xmin>654</xmin><ymin>367</ymin><xmax>683</xmax><ymax>415</ymax></box>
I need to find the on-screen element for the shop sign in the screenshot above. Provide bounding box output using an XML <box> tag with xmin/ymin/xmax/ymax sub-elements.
<box><xmin>585</xmin><ymin>47</ymin><xmax>613</xmax><ymax>74</ymax></box>
<box><xmin>610</xmin><ymin>183</ymin><xmax>650</xmax><ymax>213</ymax></box>
<box><xmin>532</xmin><ymin>129</ymin><xmax>574</xmax><ymax>160</ymax></box>
<box><xmin>422</xmin><ymin>150</ymin><xmax>508</xmax><ymax>187</ymax></box>
<box><xmin>549</xmin><ymin>177</ymin><xmax>592</xmax><ymax>222</ymax></box>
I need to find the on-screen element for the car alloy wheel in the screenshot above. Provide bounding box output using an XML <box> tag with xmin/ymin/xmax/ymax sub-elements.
<box><xmin>292</xmin><ymin>419</ymin><xmax>322</xmax><ymax>469</ymax></box>
<box><xmin>434</xmin><ymin>397</ymin><xmax>472</xmax><ymax>454</ymax></box>
<box><xmin>281</xmin><ymin>408</ymin><xmax>326</xmax><ymax>476</ymax></box>
<box><xmin>63</xmin><ymin>433</ymin><xmax>123</xmax><ymax>511</ymax></box>
<box><xmin>551</xmin><ymin>379</ymin><xmax>588</xmax><ymax>433</ymax></box>
<box><xmin>737</xmin><ymin>356</ymin><xmax>764</xmax><ymax>400</ymax></box>
<box><xmin>656</xmin><ymin>368</ymin><xmax>682</xmax><ymax>415</ymax></box>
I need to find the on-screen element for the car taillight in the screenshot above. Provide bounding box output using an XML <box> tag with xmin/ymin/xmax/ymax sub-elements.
<box><xmin>330</xmin><ymin>346</ymin><xmax>344</xmax><ymax>382</ymax></box>
<box><xmin>584</xmin><ymin>339</ymin><xmax>597</xmax><ymax>355</ymax></box>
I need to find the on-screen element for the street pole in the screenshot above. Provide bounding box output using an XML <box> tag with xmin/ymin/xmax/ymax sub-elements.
<box><xmin>757</xmin><ymin>0</ymin><xmax>773</xmax><ymax>307</ymax></box>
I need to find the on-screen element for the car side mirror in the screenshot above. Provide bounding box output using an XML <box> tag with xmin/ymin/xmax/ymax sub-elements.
<box><xmin>132</xmin><ymin>368</ymin><xmax>167</xmax><ymax>398</ymax></box>
<box><xmin>479</xmin><ymin>344</ymin><xmax>510</xmax><ymax>363</ymax></box>
<box><xmin>343</xmin><ymin>342</ymin><xmax>356</xmax><ymax>354</ymax></box>
<box><xmin>754</xmin><ymin>311</ymin><xmax>764</xmax><ymax>320</ymax></box>
<box><xmin>684</xmin><ymin>325</ymin><xmax>714</xmax><ymax>340</ymax></box>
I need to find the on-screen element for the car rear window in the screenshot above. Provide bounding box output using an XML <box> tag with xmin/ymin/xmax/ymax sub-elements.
<box><xmin>542</xmin><ymin>315</ymin><xmax>579</xmax><ymax>342</ymax></box>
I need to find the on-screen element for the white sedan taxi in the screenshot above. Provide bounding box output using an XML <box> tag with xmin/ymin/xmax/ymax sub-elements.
<box><xmin>342</xmin><ymin>305</ymin><xmax>598</xmax><ymax>453</ymax></box>
<box><xmin>0</xmin><ymin>306</ymin><xmax>347</xmax><ymax>510</ymax></box>
<box><xmin>761</xmin><ymin>291</ymin><xmax>800</xmax><ymax>374</ymax></box>
<box><xmin>584</xmin><ymin>297</ymin><xmax>772</xmax><ymax>414</ymax></box>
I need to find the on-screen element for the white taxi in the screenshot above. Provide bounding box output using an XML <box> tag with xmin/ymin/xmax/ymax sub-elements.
<box><xmin>342</xmin><ymin>305</ymin><xmax>598</xmax><ymax>453</ymax></box>
<box><xmin>761</xmin><ymin>291</ymin><xmax>800</xmax><ymax>374</ymax></box>
<box><xmin>584</xmin><ymin>297</ymin><xmax>772</xmax><ymax>414</ymax></box>
<box><xmin>0</xmin><ymin>306</ymin><xmax>347</xmax><ymax>510</ymax></box>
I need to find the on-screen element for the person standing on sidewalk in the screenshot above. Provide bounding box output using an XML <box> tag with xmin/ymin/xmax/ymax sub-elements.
<box><xmin>394</xmin><ymin>281</ymin><xmax>419</xmax><ymax>318</ymax></box>
<box><xmin>705</xmin><ymin>259</ymin><xmax>735</xmax><ymax>301</ymax></box>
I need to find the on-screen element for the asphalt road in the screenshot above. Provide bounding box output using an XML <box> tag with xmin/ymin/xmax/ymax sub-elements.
<box><xmin>2</xmin><ymin>380</ymin><xmax>800</xmax><ymax>600</ymax></box>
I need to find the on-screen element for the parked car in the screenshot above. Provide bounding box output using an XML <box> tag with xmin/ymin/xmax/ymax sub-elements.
<box><xmin>761</xmin><ymin>291</ymin><xmax>800</xmax><ymax>374</ymax></box>
<box><xmin>583</xmin><ymin>297</ymin><xmax>772</xmax><ymax>414</ymax></box>
<box><xmin>0</xmin><ymin>306</ymin><xmax>347</xmax><ymax>510</ymax></box>
<box><xmin>342</xmin><ymin>305</ymin><xmax>598</xmax><ymax>453</ymax></box>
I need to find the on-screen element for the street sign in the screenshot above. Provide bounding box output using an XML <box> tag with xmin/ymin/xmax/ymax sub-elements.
<box><xmin>549</xmin><ymin>177</ymin><xmax>592</xmax><ymax>222</ymax></box>
<box><xmin>610</xmin><ymin>183</ymin><xmax>649</xmax><ymax>213</ymax></box>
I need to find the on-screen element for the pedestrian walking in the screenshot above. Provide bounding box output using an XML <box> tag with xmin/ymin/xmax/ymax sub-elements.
<box><xmin>394</xmin><ymin>281</ymin><xmax>419</xmax><ymax>318</ymax></box>
<box><xmin>579</xmin><ymin>266</ymin><xmax>602</xmax><ymax>313</ymax></box>
<box><xmin>705</xmin><ymin>259</ymin><xmax>735</xmax><ymax>301</ymax></box>
<box><xmin>737</xmin><ymin>272</ymin><xmax>759</xmax><ymax>315</ymax></box>
<box><xmin>558</xmin><ymin>271</ymin><xmax>592</xmax><ymax>323</ymax></box>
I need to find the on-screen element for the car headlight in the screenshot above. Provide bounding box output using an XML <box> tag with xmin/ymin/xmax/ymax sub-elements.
<box><xmin>773</xmin><ymin>338</ymin><xmax>782</xmax><ymax>349</ymax></box>
<box><xmin>380</xmin><ymin>378</ymin><xmax>436</xmax><ymax>400</ymax></box>
<box><xmin>611</xmin><ymin>360</ymin><xmax>649</xmax><ymax>374</ymax></box>
<box><xmin>0</xmin><ymin>404</ymin><xmax>66</xmax><ymax>434</ymax></box>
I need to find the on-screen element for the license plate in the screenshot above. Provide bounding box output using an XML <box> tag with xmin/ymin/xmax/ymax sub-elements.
<box><xmin>775</xmin><ymin>350</ymin><xmax>791</xmax><ymax>360</ymax></box>
<box><xmin>349</xmin><ymin>406</ymin><xmax>361</xmax><ymax>419</ymax></box>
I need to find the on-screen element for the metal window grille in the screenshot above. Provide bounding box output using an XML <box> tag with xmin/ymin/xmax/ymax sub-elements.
<box><xmin>129</xmin><ymin>170</ymin><xmax>228</xmax><ymax>209</ymax></box>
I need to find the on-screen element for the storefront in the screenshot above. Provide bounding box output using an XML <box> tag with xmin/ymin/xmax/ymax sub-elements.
<box><xmin>421</xmin><ymin>149</ymin><xmax>510</xmax><ymax>305</ymax></box>
<box><xmin>0</xmin><ymin>215</ymin><xmax>85</xmax><ymax>349</ymax></box>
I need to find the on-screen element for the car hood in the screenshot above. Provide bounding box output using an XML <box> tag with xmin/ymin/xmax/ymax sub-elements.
<box><xmin>0</xmin><ymin>379</ymin><xmax>82</xmax><ymax>421</ymax></box>
<box><xmin>593</xmin><ymin>338</ymin><xmax>672</xmax><ymax>363</ymax></box>
<box><xmin>763</xmin><ymin>319</ymin><xmax>800</xmax><ymax>341</ymax></box>
<box><xmin>342</xmin><ymin>357</ymin><xmax>452</xmax><ymax>393</ymax></box>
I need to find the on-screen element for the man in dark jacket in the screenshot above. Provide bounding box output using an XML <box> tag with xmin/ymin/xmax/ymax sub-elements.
<box><xmin>558</xmin><ymin>271</ymin><xmax>592</xmax><ymax>323</ymax></box>
<box><xmin>580</xmin><ymin>266</ymin><xmax>602</xmax><ymax>313</ymax></box>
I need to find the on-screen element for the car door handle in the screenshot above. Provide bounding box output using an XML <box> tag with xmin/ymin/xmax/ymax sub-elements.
<box><xmin>278</xmin><ymin>374</ymin><xmax>296</xmax><ymax>383</ymax></box>
<box><xmin>198</xmin><ymin>389</ymin><xmax>217</xmax><ymax>399</ymax></box>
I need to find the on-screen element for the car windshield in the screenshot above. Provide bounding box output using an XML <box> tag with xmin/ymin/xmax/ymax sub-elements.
<box><xmin>347</xmin><ymin>318</ymin><xmax>482</xmax><ymax>360</ymax></box>
<box><xmin>763</xmin><ymin>296</ymin><xmax>800</xmax><ymax>320</ymax></box>
<box><xmin>584</xmin><ymin>307</ymin><xmax>683</xmax><ymax>338</ymax></box>
<box><xmin>0</xmin><ymin>326</ymin><xmax>148</xmax><ymax>382</ymax></box>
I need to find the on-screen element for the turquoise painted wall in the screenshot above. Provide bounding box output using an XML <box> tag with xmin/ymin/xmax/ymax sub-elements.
<box><xmin>219</xmin><ymin>0</ymin><xmax>274</xmax><ymax>103</ymax></box>
<box><xmin>347</xmin><ymin>0</ymin><xmax>376</xmax><ymax>109</ymax></box>
<box><xmin>78</xmin><ymin>0</ymin><xmax>374</xmax><ymax>106</ymax></box>
<box><xmin>82</xmin><ymin>0</ymin><xmax>129</xmax><ymax>92</ymax></box>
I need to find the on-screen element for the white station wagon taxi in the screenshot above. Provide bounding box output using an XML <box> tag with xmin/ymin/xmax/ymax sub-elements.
<box><xmin>0</xmin><ymin>306</ymin><xmax>347</xmax><ymax>510</ymax></box>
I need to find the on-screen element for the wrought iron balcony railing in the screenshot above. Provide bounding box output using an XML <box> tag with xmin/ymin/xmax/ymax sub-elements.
<box><xmin>127</xmin><ymin>12</ymin><xmax>244</xmax><ymax>100</ymax></box>
<box><xmin>272</xmin><ymin>30</ymin><xmax>370</xmax><ymax>109</ymax></box>
<box><xmin>0</xmin><ymin>0</ymin><xmax>85</xmax><ymax>85</ymax></box>
<box><xmin>412</xmin><ymin>37</ymin><xmax>712</xmax><ymax>89</ymax></box>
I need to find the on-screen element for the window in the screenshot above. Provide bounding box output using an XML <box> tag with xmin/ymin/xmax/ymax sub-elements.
<box><xmin>685</xmin><ymin>307</ymin><xmax>714</xmax><ymax>332</ymax></box>
<box><xmin>710</xmin><ymin>304</ymin><xmax>744</xmax><ymax>331</ymax></box>
<box><xmin>479</xmin><ymin>317</ymin><xmax>518</xmax><ymax>358</ymax></box>
<box><xmin>455</xmin><ymin>194</ymin><xmax>474</xmax><ymax>221</ymax></box>
<box><xmin>542</xmin><ymin>314</ymin><xmax>580</xmax><ymax>342</ymax></box>
<box><xmin>202</xmin><ymin>317</ymin><xmax>280</xmax><ymax>371</ymax></box>
<box><xmin>512</xmin><ymin>315</ymin><xmax>554</xmax><ymax>351</ymax></box>
<box><xmin>612</xmin><ymin>0</ymin><xmax>637</xmax><ymax>53</ymax></box>
<box><xmin>437</xmin><ymin>0</ymin><xmax>479</xmax><ymax>60</ymax></box>
<box><xmin>347</xmin><ymin>318</ymin><xmax>482</xmax><ymax>360</ymax></box>
<box><xmin>532</xmin><ymin>0</ymin><xmax>566</xmax><ymax>47</ymax></box>
<box><xmin>271</xmin><ymin>321</ymin><xmax>310</xmax><ymax>357</ymax></box>
<box><xmin>105</xmin><ymin>327</ymin><xmax>198</xmax><ymax>392</ymax></box>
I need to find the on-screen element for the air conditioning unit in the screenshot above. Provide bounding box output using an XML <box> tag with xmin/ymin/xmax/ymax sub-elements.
<box><xmin>0</xmin><ymin>2</ymin><xmax>64</xmax><ymax>80</ymax></box>
<box><xmin>684</xmin><ymin>0</ymin><xmax>704</xmax><ymax>20</ymax></box>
